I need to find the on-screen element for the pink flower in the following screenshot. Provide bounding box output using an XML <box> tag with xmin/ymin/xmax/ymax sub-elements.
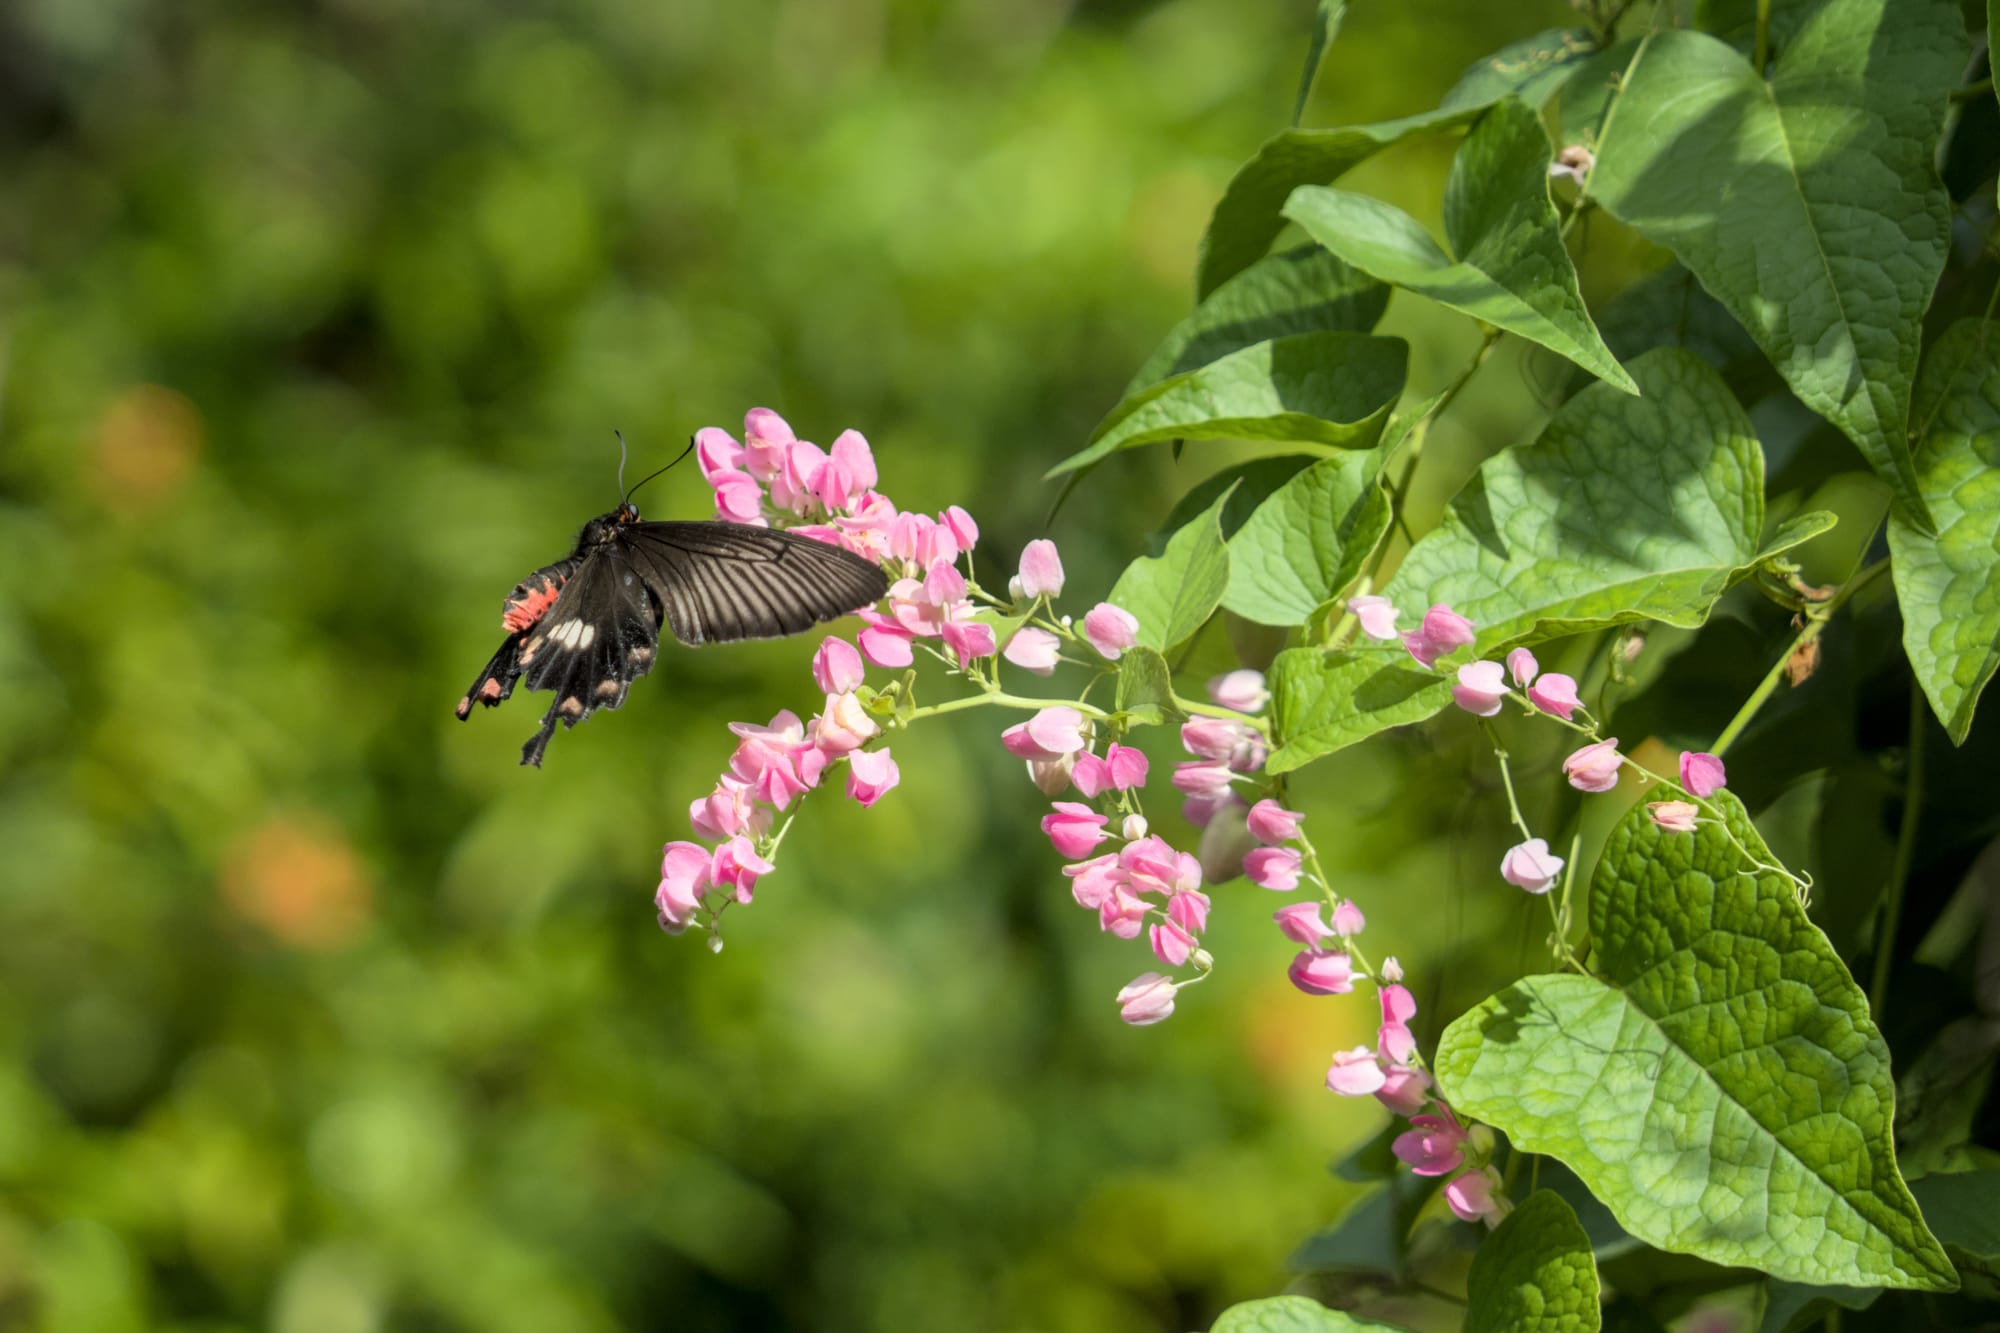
<box><xmin>1121</xmin><ymin>837</ymin><xmax>1201</xmax><ymax>898</ymax></box>
<box><xmin>1375</xmin><ymin>1064</ymin><xmax>1433</xmax><ymax>1115</ymax></box>
<box><xmin>741</xmin><ymin>407</ymin><xmax>797</xmax><ymax>483</ymax></box>
<box><xmin>1150</xmin><ymin>920</ymin><xmax>1196</xmax><ymax>967</ymax></box>
<box><xmin>846</xmin><ymin>747</ymin><xmax>899</xmax><ymax>807</ymax></box>
<box><xmin>710</xmin><ymin>836</ymin><xmax>774</xmax><ymax>903</ymax></box>
<box><xmin>1444</xmin><ymin>1167</ymin><xmax>1505</xmax><ymax>1224</ymax></box>
<box><xmin>1331</xmin><ymin>899</ymin><xmax>1366</xmax><ymax>936</ymax></box>
<box><xmin>1082</xmin><ymin>602</ymin><xmax>1140</xmax><ymax>659</ymax></box>
<box><xmin>1380</xmin><ymin>982</ymin><xmax>1417</xmax><ymax>1028</ymax></box>
<box><xmin>1206</xmin><ymin>669</ymin><xmax>1268</xmax><ymax>711</ymax></box>
<box><xmin>1562</xmin><ymin>738</ymin><xmax>1623</xmax><ymax>793</ymax></box>
<box><xmin>812</xmin><ymin>429</ymin><xmax>878</xmax><ymax>514</ymax></box>
<box><xmin>1451</xmin><ymin>660</ymin><xmax>1507</xmax><ymax>716</ymax></box>
<box><xmin>1505</xmin><ymin>647</ymin><xmax>1539</xmax><ymax>687</ymax></box>
<box><xmin>1072</xmin><ymin>743</ymin><xmax>1148</xmax><ymax>798</ymax></box>
<box><xmin>942</xmin><ymin>505</ymin><xmax>979</xmax><ymax>551</ymax></box>
<box><xmin>1499</xmin><ymin>837</ymin><xmax>1564</xmax><ymax>894</ymax></box>
<box><xmin>1167</xmin><ymin>889</ymin><xmax>1209</xmax><ymax>934</ymax></box>
<box><xmin>1027</xmin><ymin>753</ymin><xmax>1076</xmax><ymax>797</ymax></box>
<box><xmin>812</xmin><ymin>637</ymin><xmax>866</xmax><ymax>695</ymax></box>
<box><xmin>1401</xmin><ymin>603</ymin><xmax>1476</xmax><ymax>668</ymax></box>
<box><xmin>694</xmin><ymin>426</ymin><xmax>746</xmax><ymax>481</ymax></box>
<box><xmin>770</xmin><ymin>439</ymin><xmax>827</xmax><ymax>515</ymax></box>
<box><xmin>1288</xmin><ymin>948</ymin><xmax>1354</xmax><ymax>995</ymax></box>
<box><xmin>1274</xmin><ymin>901</ymin><xmax>1333</xmax><ymax>944</ymax></box>
<box><xmin>856</xmin><ymin>613</ymin><xmax>916</xmax><ymax>668</ymax></box>
<box><xmin>1393</xmin><ymin>1110</ymin><xmax>1467</xmax><ymax>1176</ymax></box>
<box><xmin>1171</xmin><ymin>760</ymin><xmax>1235</xmax><ymax>798</ymax></box>
<box><xmin>730</xmin><ymin>711</ymin><xmax>810</xmax><ymax>809</ymax></box>
<box><xmin>1099</xmin><ymin>886</ymin><xmax>1149</xmax><ymax>938</ymax></box>
<box><xmin>1116</xmin><ymin>973</ymin><xmax>1178</xmax><ymax>1025</ymax></box>
<box><xmin>1326</xmin><ymin>1047</ymin><xmax>1387</xmax><ymax>1096</ymax></box>
<box><xmin>1042</xmin><ymin>802</ymin><xmax>1110</xmax><ymax>858</ymax></box>
<box><xmin>1002</xmin><ymin>626</ymin><xmax>1061</xmax><ymax>674</ymax></box>
<box><xmin>1527</xmin><ymin>672</ymin><xmax>1581</xmax><ymax>720</ymax></box>
<box><xmin>1180</xmin><ymin>717</ymin><xmax>1264</xmax><ymax>771</ymax></box>
<box><xmin>1243</xmin><ymin>846</ymin><xmax>1302</xmax><ymax>891</ymax></box>
<box><xmin>834</xmin><ymin>491</ymin><xmax>899</xmax><ymax>560</ymax></box>
<box><xmin>1648</xmin><ymin>799</ymin><xmax>1698</xmax><ymax>833</ymax></box>
<box><xmin>940</xmin><ymin>617</ymin><xmax>996</xmax><ymax>669</ymax></box>
<box><xmin>1680</xmin><ymin>750</ymin><xmax>1727</xmax><ymax>798</ymax></box>
<box><xmin>1245</xmin><ymin>799</ymin><xmax>1304</xmax><ymax>845</ymax></box>
<box><xmin>1014</xmin><ymin>539</ymin><xmax>1065</xmax><ymax>599</ymax></box>
<box><xmin>1064</xmin><ymin>854</ymin><xmax>1123</xmax><ymax>910</ymax></box>
<box><xmin>813</xmin><ymin>691</ymin><xmax>878</xmax><ymax>755</ymax></box>
<box><xmin>1001</xmin><ymin>706</ymin><xmax>1088</xmax><ymax>762</ymax></box>
<box><xmin>690</xmin><ymin>775</ymin><xmax>767</xmax><ymax>841</ymax></box>
<box><xmin>712</xmin><ymin>471</ymin><xmax>766</xmax><ymax>525</ymax></box>
<box><xmin>1349</xmin><ymin>594</ymin><xmax>1400</xmax><ymax>641</ymax></box>
<box><xmin>656</xmin><ymin>841</ymin><xmax>714</xmax><ymax>932</ymax></box>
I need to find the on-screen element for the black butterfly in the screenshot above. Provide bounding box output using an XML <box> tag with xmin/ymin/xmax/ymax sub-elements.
<box><xmin>457</xmin><ymin>503</ymin><xmax>889</xmax><ymax>767</ymax></box>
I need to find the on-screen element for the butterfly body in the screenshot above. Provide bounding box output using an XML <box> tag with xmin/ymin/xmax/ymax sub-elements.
<box><xmin>457</xmin><ymin>503</ymin><xmax>888</xmax><ymax>767</ymax></box>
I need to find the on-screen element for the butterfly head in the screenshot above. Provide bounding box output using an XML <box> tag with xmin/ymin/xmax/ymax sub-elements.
<box><xmin>578</xmin><ymin>503</ymin><xmax>642</xmax><ymax>548</ymax></box>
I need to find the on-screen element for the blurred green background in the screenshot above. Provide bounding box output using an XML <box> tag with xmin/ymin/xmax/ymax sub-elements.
<box><xmin>0</xmin><ymin>1</ymin><xmax>1590</xmax><ymax>1329</ymax></box>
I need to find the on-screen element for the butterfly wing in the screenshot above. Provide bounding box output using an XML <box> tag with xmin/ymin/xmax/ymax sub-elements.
<box><xmin>454</xmin><ymin>556</ymin><xmax>581</xmax><ymax>720</ymax></box>
<box><xmin>508</xmin><ymin>547</ymin><xmax>668</xmax><ymax>767</ymax></box>
<box><xmin>619</xmin><ymin>521</ymin><xmax>888</xmax><ymax>645</ymax></box>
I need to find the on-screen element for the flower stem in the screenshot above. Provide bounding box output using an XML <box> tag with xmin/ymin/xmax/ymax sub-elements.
<box><xmin>1710</xmin><ymin>556</ymin><xmax>1890</xmax><ymax>758</ymax></box>
<box><xmin>906</xmin><ymin>690</ymin><xmax>1113</xmax><ymax>723</ymax></box>
<box><xmin>1172</xmin><ymin>694</ymin><xmax>1272</xmax><ymax>733</ymax></box>
<box><xmin>1869</xmin><ymin>681</ymin><xmax>1925</xmax><ymax>1019</ymax></box>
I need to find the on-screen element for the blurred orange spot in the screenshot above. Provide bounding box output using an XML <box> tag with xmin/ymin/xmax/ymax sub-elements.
<box><xmin>220</xmin><ymin>815</ymin><xmax>373</xmax><ymax>950</ymax></box>
<box><xmin>1243</xmin><ymin>973</ymin><xmax>1372</xmax><ymax>1093</ymax></box>
<box><xmin>94</xmin><ymin>384</ymin><xmax>203</xmax><ymax>514</ymax></box>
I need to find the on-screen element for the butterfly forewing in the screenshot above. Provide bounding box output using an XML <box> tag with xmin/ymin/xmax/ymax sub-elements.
<box><xmin>619</xmin><ymin>521</ymin><xmax>888</xmax><ymax>645</ymax></box>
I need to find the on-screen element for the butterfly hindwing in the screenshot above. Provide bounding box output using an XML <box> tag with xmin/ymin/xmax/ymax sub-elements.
<box><xmin>619</xmin><ymin>520</ymin><xmax>889</xmax><ymax>645</ymax></box>
<box><xmin>513</xmin><ymin>548</ymin><xmax>664</xmax><ymax>767</ymax></box>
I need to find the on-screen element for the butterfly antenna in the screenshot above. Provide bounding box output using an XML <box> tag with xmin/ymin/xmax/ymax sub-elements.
<box><xmin>615</xmin><ymin>430</ymin><xmax>629</xmax><ymax>500</ymax></box>
<box><xmin>622</xmin><ymin>434</ymin><xmax>698</xmax><ymax>505</ymax></box>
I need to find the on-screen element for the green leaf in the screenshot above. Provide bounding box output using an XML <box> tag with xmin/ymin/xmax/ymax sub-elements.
<box><xmin>1196</xmin><ymin>107</ymin><xmax>1485</xmax><ymax>299</ymax></box>
<box><xmin>1113</xmin><ymin>645</ymin><xmax>1177</xmax><ymax>727</ymax></box>
<box><xmin>1284</xmin><ymin>100</ymin><xmax>1635</xmax><ymax>393</ymax></box>
<box><xmin>1909</xmin><ymin>1169</ymin><xmax>2000</xmax><ymax>1278</ymax></box>
<box><xmin>1441</xmin><ymin>27</ymin><xmax>1598</xmax><ymax>113</ymax></box>
<box><xmin>1888</xmin><ymin>319</ymin><xmax>2000</xmax><ymax>744</ymax></box>
<box><xmin>1224</xmin><ymin>450</ymin><xmax>1389</xmax><ymax>626</ymax></box>
<box><xmin>1291</xmin><ymin>0</ymin><xmax>1346</xmax><ymax>126</ymax></box>
<box><xmin>1753</xmin><ymin>1279</ymin><xmax>1881</xmax><ymax>1333</ymax></box>
<box><xmin>1210</xmin><ymin>1295</ymin><xmax>1409</xmax><ymax>1333</ymax></box>
<box><xmin>1896</xmin><ymin>1016</ymin><xmax>2000</xmax><ymax>1177</ymax></box>
<box><xmin>1051</xmin><ymin>332</ymin><xmax>1406</xmax><ymax>479</ymax></box>
<box><xmin>1108</xmin><ymin>488</ymin><xmax>1231</xmax><ymax>653</ymax></box>
<box><xmin>1125</xmin><ymin>248</ymin><xmax>1389</xmax><ymax>398</ymax></box>
<box><xmin>1464</xmin><ymin>1191</ymin><xmax>1602</xmax><ymax>1333</ymax></box>
<box><xmin>1563</xmin><ymin>7</ymin><xmax>1969</xmax><ymax>527</ymax></box>
<box><xmin>1266</xmin><ymin>647</ymin><xmax>1454</xmax><ymax>774</ymax></box>
<box><xmin>1434</xmin><ymin>794</ymin><xmax>1957</xmax><ymax>1291</ymax></box>
<box><xmin>1387</xmin><ymin>348</ymin><xmax>1827</xmax><ymax>650</ymax></box>
<box><xmin>1154</xmin><ymin>455</ymin><xmax>1318</xmax><ymax>549</ymax></box>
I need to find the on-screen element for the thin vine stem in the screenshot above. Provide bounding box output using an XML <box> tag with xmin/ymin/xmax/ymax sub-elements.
<box><xmin>1869</xmin><ymin>681</ymin><xmax>1925</xmax><ymax>1018</ymax></box>
<box><xmin>1709</xmin><ymin>556</ymin><xmax>1891</xmax><ymax>757</ymax></box>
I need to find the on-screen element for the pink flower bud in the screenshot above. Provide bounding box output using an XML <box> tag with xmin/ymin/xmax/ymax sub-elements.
<box><xmin>690</xmin><ymin>776</ymin><xmax>766</xmax><ymax>841</ymax></box>
<box><xmin>1082</xmin><ymin>602</ymin><xmax>1140</xmax><ymax>659</ymax></box>
<box><xmin>1003</xmin><ymin>706</ymin><xmax>1087</xmax><ymax>762</ymax></box>
<box><xmin>1181</xmin><ymin>717</ymin><xmax>1250</xmax><ymax>759</ymax></box>
<box><xmin>941</xmin><ymin>505</ymin><xmax>978</xmax><ymax>551</ymax></box>
<box><xmin>1331</xmin><ymin>899</ymin><xmax>1366</xmax><ymax>936</ymax></box>
<box><xmin>656</xmin><ymin>841</ymin><xmax>714</xmax><ymax>932</ymax></box>
<box><xmin>1451</xmin><ymin>659</ymin><xmax>1507</xmax><ymax>716</ymax></box>
<box><xmin>741</xmin><ymin>407</ymin><xmax>797</xmax><ymax>480</ymax></box>
<box><xmin>1273</xmin><ymin>901</ymin><xmax>1333</xmax><ymax>944</ymax></box>
<box><xmin>1205</xmin><ymin>669</ymin><xmax>1269</xmax><ymax>711</ymax></box>
<box><xmin>1562</xmin><ymin>738</ymin><xmax>1623</xmax><ymax>793</ymax></box>
<box><xmin>694</xmin><ymin>426</ymin><xmax>746</xmax><ymax>481</ymax></box>
<box><xmin>1103</xmin><ymin>743</ymin><xmax>1148</xmax><ymax>790</ymax></box>
<box><xmin>1289</xmin><ymin>948</ymin><xmax>1355</xmax><ymax>995</ymax></box>
<box><xmin>1002</xmin><ymin>626</ymin><xmax>1061</xmax><ymax>675</ymax></box>
<box><xmin>1042</xmin><ymin>802</ymin><xmax>1110</xmax><ymax>858</ymax></box>
<box><xmin>1116</xmin><ymin>973</ymin><xmax>1178</xmax><ymax>1025</ymax></box>
<box><xmin>1393</xmin><ymin>1110</ymin><xmax>1467</xmax><ymax>1176</ymax></box>
<box><xmin>1401</xmin><ymin>603</ymin><xmax>1476</xmax><ymax>668</ymax></box>
<box><xmin>1375</xmin><ymin>1064</ymin><xmax>1432</xmax><ymax>1115</ymax></box>
<box><xmin>1149</xmin><ymin>920</ymin><xmax>1195</xmax><ymax>967</ymax></box>
<box><xmin>1171</xmin><ymin>760</ymin><xmax>1236</xmax><ymax>798</ymax></box>
<box><xmin>1380</xmin><ymin>983</ymin><xmax>1417</xmax><ymax>1027</ymax></box>
<box><xmin>1527</xmin><ymin>672</ymin><xmax>1581</xmax><ymax>720</ymax></box>
<box><xmin>1679</xmin><ymin>750</ymin><xmax>1727</xmax><ymax>798</ymax></box>
<box><xmin>1380</xmin><ymin>1018</ymin><xmax>1418</xmax><ymax>1066</ymax></box>
<box><xmin>1348</xmin><ymin>594</ymin><xmax>1400</xmax><ymax>641</ymax></box>
<box><xmin>1063</xmin><ymin>854</ymin><xmax>1122</xmax><ymax>909</ymax></box>
<box><xmin>812</xmin><ymin>637</ymin><xmax>866</xmax><ymax>696</ymax></box>
<box><xmin>1647</xmin><ymin>799</ymin><xmax>1698</xmax><ymax>833</ymax></box>
<box><xmin>712</xmin><ymin>471</ymin><xmax>766</xmax><ymax>524</ymax></box>
<box><xmin>1505</xmin><ymin>647</ymin><xmax>1539</xmax><ymax>687</ymax></box>
<box><xmin>1243</xmin><ymin>846</ymin><xmax>1302</xmax><ymax>891</ymax></box>
<box><xmin>1114</xmin><ymin>816</ymin><xmax>1146</xmax><ymax>844</ymax></box>
<box><xmin>1444</xmin><ymin>1167</ymin><xmax>1506</xmax><ymax>1225</ymax></box>
<box><xmin>1326</xmin><ymin>1047</ymin><xmax>1387</xmax><ymax>1096</ymax></box>
<box><xmin>846</xmin><ymin>747</ymin><xmax>899</xmax><ymax>808</ymax></box>
<box><xmin>1245</xmin><ymin>799</ymin><xmax>1304</xmax><ymax>845</ymax></box>
<box><xmin>856</xmin><ymin>615</ymin><xmax>915</xmax><ymax>668</ymax></box>
<box><xmin>1069</xmin><ymin>752</ymin><xmax>1111</xmax><ymax>798</ymax></box>
<box><xmin>940</xmin><ymin>618</ymin><xmax>996</xmax><ymax>668</ymax></box>
<box><xmin>1499</xmin><ymin>837</ymin><xmax>1564</xmax><ymax>894</ymax></box>
<box><xmin>1015</xmin><ymin>539</ymin><xmax>1064</xmax><ymax>598</ymax></box>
